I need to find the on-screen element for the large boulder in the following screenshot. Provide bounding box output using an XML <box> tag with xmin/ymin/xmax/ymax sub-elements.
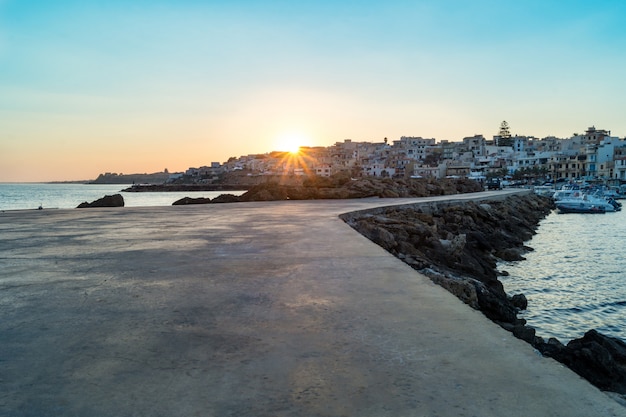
<box><xmin>77</xmin><ymin>194</ymin><xmax>124</xmax><ymax>208</ymax></box>
<box><xmin>210</xmin><ymin>194</ymin><xmax>242</xmax><ymax>204</ymax></box>
<box><xmin>172</xmin><ymin>197</ymin><xmax>212</xmax><ymax>205</ymax></box>
<box><xmin>536</xmin><ymin>330</ymin><xmax>626</xmax><ymax>394</ymax></box>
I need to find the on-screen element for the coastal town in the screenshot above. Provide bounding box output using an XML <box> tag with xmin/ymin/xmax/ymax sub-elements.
<box><xmin>205</xmin><ymin>124</ymin><xmax>626</xmax><ymax>183</ymax></box>
<box><xmin>92</xmin><ymin>124</ymin><xmax>626</xmax><ymax>191</ymax></box>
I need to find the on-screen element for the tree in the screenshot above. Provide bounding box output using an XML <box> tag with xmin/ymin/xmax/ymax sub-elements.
<box><xmin>497</xmin><ymin>121</ymin><xmax>513</xmax><ymax>147</ymax></box>
<box><xmin>423</xmin><ymin>152</ymin><xmax>441</xmax><ymax>167</ymax></box>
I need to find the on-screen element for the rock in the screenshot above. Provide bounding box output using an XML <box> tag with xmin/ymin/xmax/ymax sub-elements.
<box><xmin>466</xmin><ymin>230</ymin><xmax>493</xmax><ymax>251</ymax></box>
<box><xmin>237</xmin><ymin>177</ymin><xmax>484</xmax><ymax>202</ymax></box>
<box><xmin>510</xmin><ymin>293</ymin><xmax>528</xmax><ymax>310</ymax></box>
<box><xmin>422</xmin><ymin>269</ymin><xmax>480</xmax><ymax>310</ymax></box>
<box><xmin>536</xmin><ymin>330</ymin><xmax>626</xmax><ymax>394</ymax></box>
<box><xmin>512</xmin><ymin>324</ymin><xmax>536</xmax><ymax>344</ymax></box>
<box><xmin>473</xmin><ymin>281</ymin><xmax>519</xmax><ymax>325</ymax></box>
<box><xmin>495</xmin><ymin>247</ymin><xmax>526</xmax><ymax>261</ymax></box>
<box><xmin>445</xmin><ymin>234</ymin><xmax>466</xmax><ymax>256</ymax></box>
<box><xmin>352</xmin><ymin>220</ymin><xmax>398</xmax><ymax>252</ymax></box>
<box><xmin>77</xmin><ymin>194</ymin><xmax>124</xmax><ymax>208</ymax></box>
<box><xmin>210</xmin><ymin>194</ymin><xmax>242</xmax><ymax>204</ymax></box>
<box><xmin>172</xmin><ymin>197</ymin><xmax>212</xmax><ymax>205</ymax></box>
<box><xmin>240</xmin><ymin>183</ymin><xmax>289</xmax><ymax>201</ymax></box>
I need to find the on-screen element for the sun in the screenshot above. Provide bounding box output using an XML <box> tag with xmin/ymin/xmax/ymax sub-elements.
<box><xmin>287</xmin><ymin>143</ymin><xmax>301</xmax><ymax>155</ymax></box>
<box><xmin>275</xmin><ymin>132</ymin><xmax>310</xmax><ymax>154</ymax></box>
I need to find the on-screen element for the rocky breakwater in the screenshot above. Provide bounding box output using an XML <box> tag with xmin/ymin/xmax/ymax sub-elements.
<box><xmin>173</xmin><ymin>176</ymin><xmax>483</xmax><ymax>205</ymax></box>
<box><xmin>340</xmin><ymin>193</ymin><xmax>626</xmax><ymax>396</ymax></box>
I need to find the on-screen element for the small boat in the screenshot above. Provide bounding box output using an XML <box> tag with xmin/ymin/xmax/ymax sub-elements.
<box><xmin>552</xmin><ymin>183</ymin><xmax>584</xmax><ymax>201</ymax></box>
<box><xmin>555</xmin><ymin>189</ymin><xmax>620</xmax><ymax>212</ymax></box>
<box><xmin>556</xmin><ymin>202</ymin><xmax>606</xmax><ymax>214</ymax></box>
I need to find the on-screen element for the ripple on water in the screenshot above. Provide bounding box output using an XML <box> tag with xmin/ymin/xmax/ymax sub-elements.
<box><xmin>500</xmin><ymin>209</ymin><xmax>626</xmax><ymax>343</ymax></box>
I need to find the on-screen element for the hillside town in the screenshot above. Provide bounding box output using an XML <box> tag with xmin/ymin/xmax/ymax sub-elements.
<box><xmin>97</xmin><ymin>123</ymin><xmax>626</xmax><ymax>187</ymax></box>
<box><xmin>177</xmin><ymin>123</ymin><xmax>626</xmax><ymax>185</ymax></box>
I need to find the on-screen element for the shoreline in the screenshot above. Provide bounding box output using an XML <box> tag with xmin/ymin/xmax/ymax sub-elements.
<box><xmin>120</xmin><ymin>183</ymin><xmax>250</xmax><ymax>192</ymax></box>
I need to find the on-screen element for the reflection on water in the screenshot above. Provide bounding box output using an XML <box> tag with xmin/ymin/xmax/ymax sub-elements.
<box><xmin>500</xmin><ymin>209</ymin><xmax>626</xmax><ymax>343</ymax></box>
<box><xmin>0</xmin><ymin>183</ymin><xmax>245</xmax><ymax>210</ymax></box>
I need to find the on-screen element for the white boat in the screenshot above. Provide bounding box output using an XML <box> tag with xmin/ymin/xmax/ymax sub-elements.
<box><xmin>552</xmin><ymin>185</ymin><xmax>582</xmax><ymax>201</ymax></box>
<box><xmin>556</xmin><ymin>201</ymin><xmax>605</xmax><ymax>214</ymax></box>
<box><xmin>556</xmin><ymin>192</ymin><xmax>620</xmax><ymax>213</ymax></box>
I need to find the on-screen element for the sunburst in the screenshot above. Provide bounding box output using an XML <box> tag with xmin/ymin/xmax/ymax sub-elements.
<box><xmin>275</xmin><ymin>132</ymin><xmax>310</xmax><ymax>155</ymax></box>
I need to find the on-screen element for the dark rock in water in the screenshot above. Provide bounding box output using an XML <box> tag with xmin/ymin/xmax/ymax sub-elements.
<box><xmin>172</xmin><ymin>194</ymin><xmax>242</xmax><ymax>205</ymax></box>
<box><xmin>172</xmin><ymin>197</ymin><xmax>212</xmax><ymax>205</ymax></box>
<box><xmin>473</xmin><ymin>280</ymin><xmax>519</xmax><ymax>324</ymax></box>
<box><xmin>210</xmin><ymin>194</ymin><xmax>242</xmax><ymax>204</ymax></box>
<box><xmin>536</xmin><ymin>330</ymin><xmax>626</xmax><ymax>394</ymax></box>
<box><xmin>495</xmin><ymin>247</ymin><xmax>526</xmax><ymax>261</ymax></box>
<box><xmin>77</xmin><ymin>194</ymin><xmax>124</xmax><ymax>208</ymax></box>
<box><xmin>510</xmin><ymin>293</ymin><xmax>528</xmax><ymax>310</ymax></box>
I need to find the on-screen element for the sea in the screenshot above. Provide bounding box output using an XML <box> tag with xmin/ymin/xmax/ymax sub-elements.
<box><xmin>1</xmin><ymin>183</ymin><xmax>623</xmax><ymax>344</ymax></box>
<box><xmin>0</xmin><ymin>183</ymin><xmax>246</xmax><ymax>211</ymax></box>
<box><xmin>500</xmin><ymin>208</ymin><xmax>626</xmax><ymax>344</ymax></box>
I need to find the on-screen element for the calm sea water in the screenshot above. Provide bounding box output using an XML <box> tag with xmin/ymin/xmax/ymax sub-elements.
<box><xmin>500</xmin><ymin>208</ymin><xmax>626</xmax><ymax>344</ymax></box>
<box><xmin>0</xmin><ymin>183</ymin><xmax>245</xmax><ymax>211</ymax></box>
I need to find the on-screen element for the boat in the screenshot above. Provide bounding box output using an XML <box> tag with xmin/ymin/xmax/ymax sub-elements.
<box><xmin>552</xmin><ymin>184</ymin><xmax>582</xmax><ymax>201</ymax></box>
<box><xmin>606</xmin><ymin>197</ymin><xmax>622</xmax><ymax>211</ymax></box>
<box><xmin>552</xmin><ymin>184</ymin><xmax>621</xmax><ymax>212</ymax></box>
<box><xmin>556</xmin><ymin>201</ymin><xmax>606</xmax><ymax>214</ymax></box>
<box><xmin>584</xmin><ymin>191</ymin><xmax>621</xmax><ymax>212</ymax></box>
<box><xmin>603</xmin><ymin>187</ymin><xmax>624</xmax><ymax>200</ymax></box>
<box><xmin>555</xmin><ymin>191</ymin><xmax>622</xmax><ymax>213</ymax></box>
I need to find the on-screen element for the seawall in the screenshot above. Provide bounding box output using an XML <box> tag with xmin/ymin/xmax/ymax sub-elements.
<box><xmin>341</xmin><ymin>192</ymin><xmax>626</xmax><ymax>396</ymax></box>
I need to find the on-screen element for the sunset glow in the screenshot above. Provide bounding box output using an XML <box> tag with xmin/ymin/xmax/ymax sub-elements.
<box><xmin>275</xmin><ymin>132</ymin><xmax>311</xmax><ymax>155</ymax></box>
<box><xmin>2</xmin><ymin>1</ymin><xmax>626</xmax><ymax>182</ymax></box>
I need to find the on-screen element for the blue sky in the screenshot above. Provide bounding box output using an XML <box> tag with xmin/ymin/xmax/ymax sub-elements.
<box><xmin>1</xmin><ymin>0</ymin><xmax>626</xmax><ymax>181</ymax></box>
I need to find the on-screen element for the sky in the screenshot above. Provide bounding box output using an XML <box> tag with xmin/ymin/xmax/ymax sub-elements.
<box><xmin>1</xmin><ymin>0</ymin><xmax>626</xmax><ymax>182</ymax></box>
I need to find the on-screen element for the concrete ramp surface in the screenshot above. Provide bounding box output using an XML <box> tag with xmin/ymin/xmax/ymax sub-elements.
<box><xmin>1</xmin><ymin>193</ymin><xmax>625</xmax><ymax>416</ymax></box>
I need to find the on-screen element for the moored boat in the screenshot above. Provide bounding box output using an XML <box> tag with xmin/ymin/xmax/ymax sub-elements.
<box><xmin>556</xmin><ymin>202</ymin><xmax>606</xmax><ymax>214</ymax></box>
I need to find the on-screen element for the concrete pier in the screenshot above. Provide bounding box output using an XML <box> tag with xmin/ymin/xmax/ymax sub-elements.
<box><xmin>1</xmin><ymin>191</ymin><xmax>625</xmax><ymax>416</ymax></box>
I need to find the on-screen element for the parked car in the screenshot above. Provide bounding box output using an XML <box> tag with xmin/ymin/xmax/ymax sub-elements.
<box><xmin>486</xmin><ymin>179</ymin><xmax>501</xmax><ymax>190</ymax></box>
